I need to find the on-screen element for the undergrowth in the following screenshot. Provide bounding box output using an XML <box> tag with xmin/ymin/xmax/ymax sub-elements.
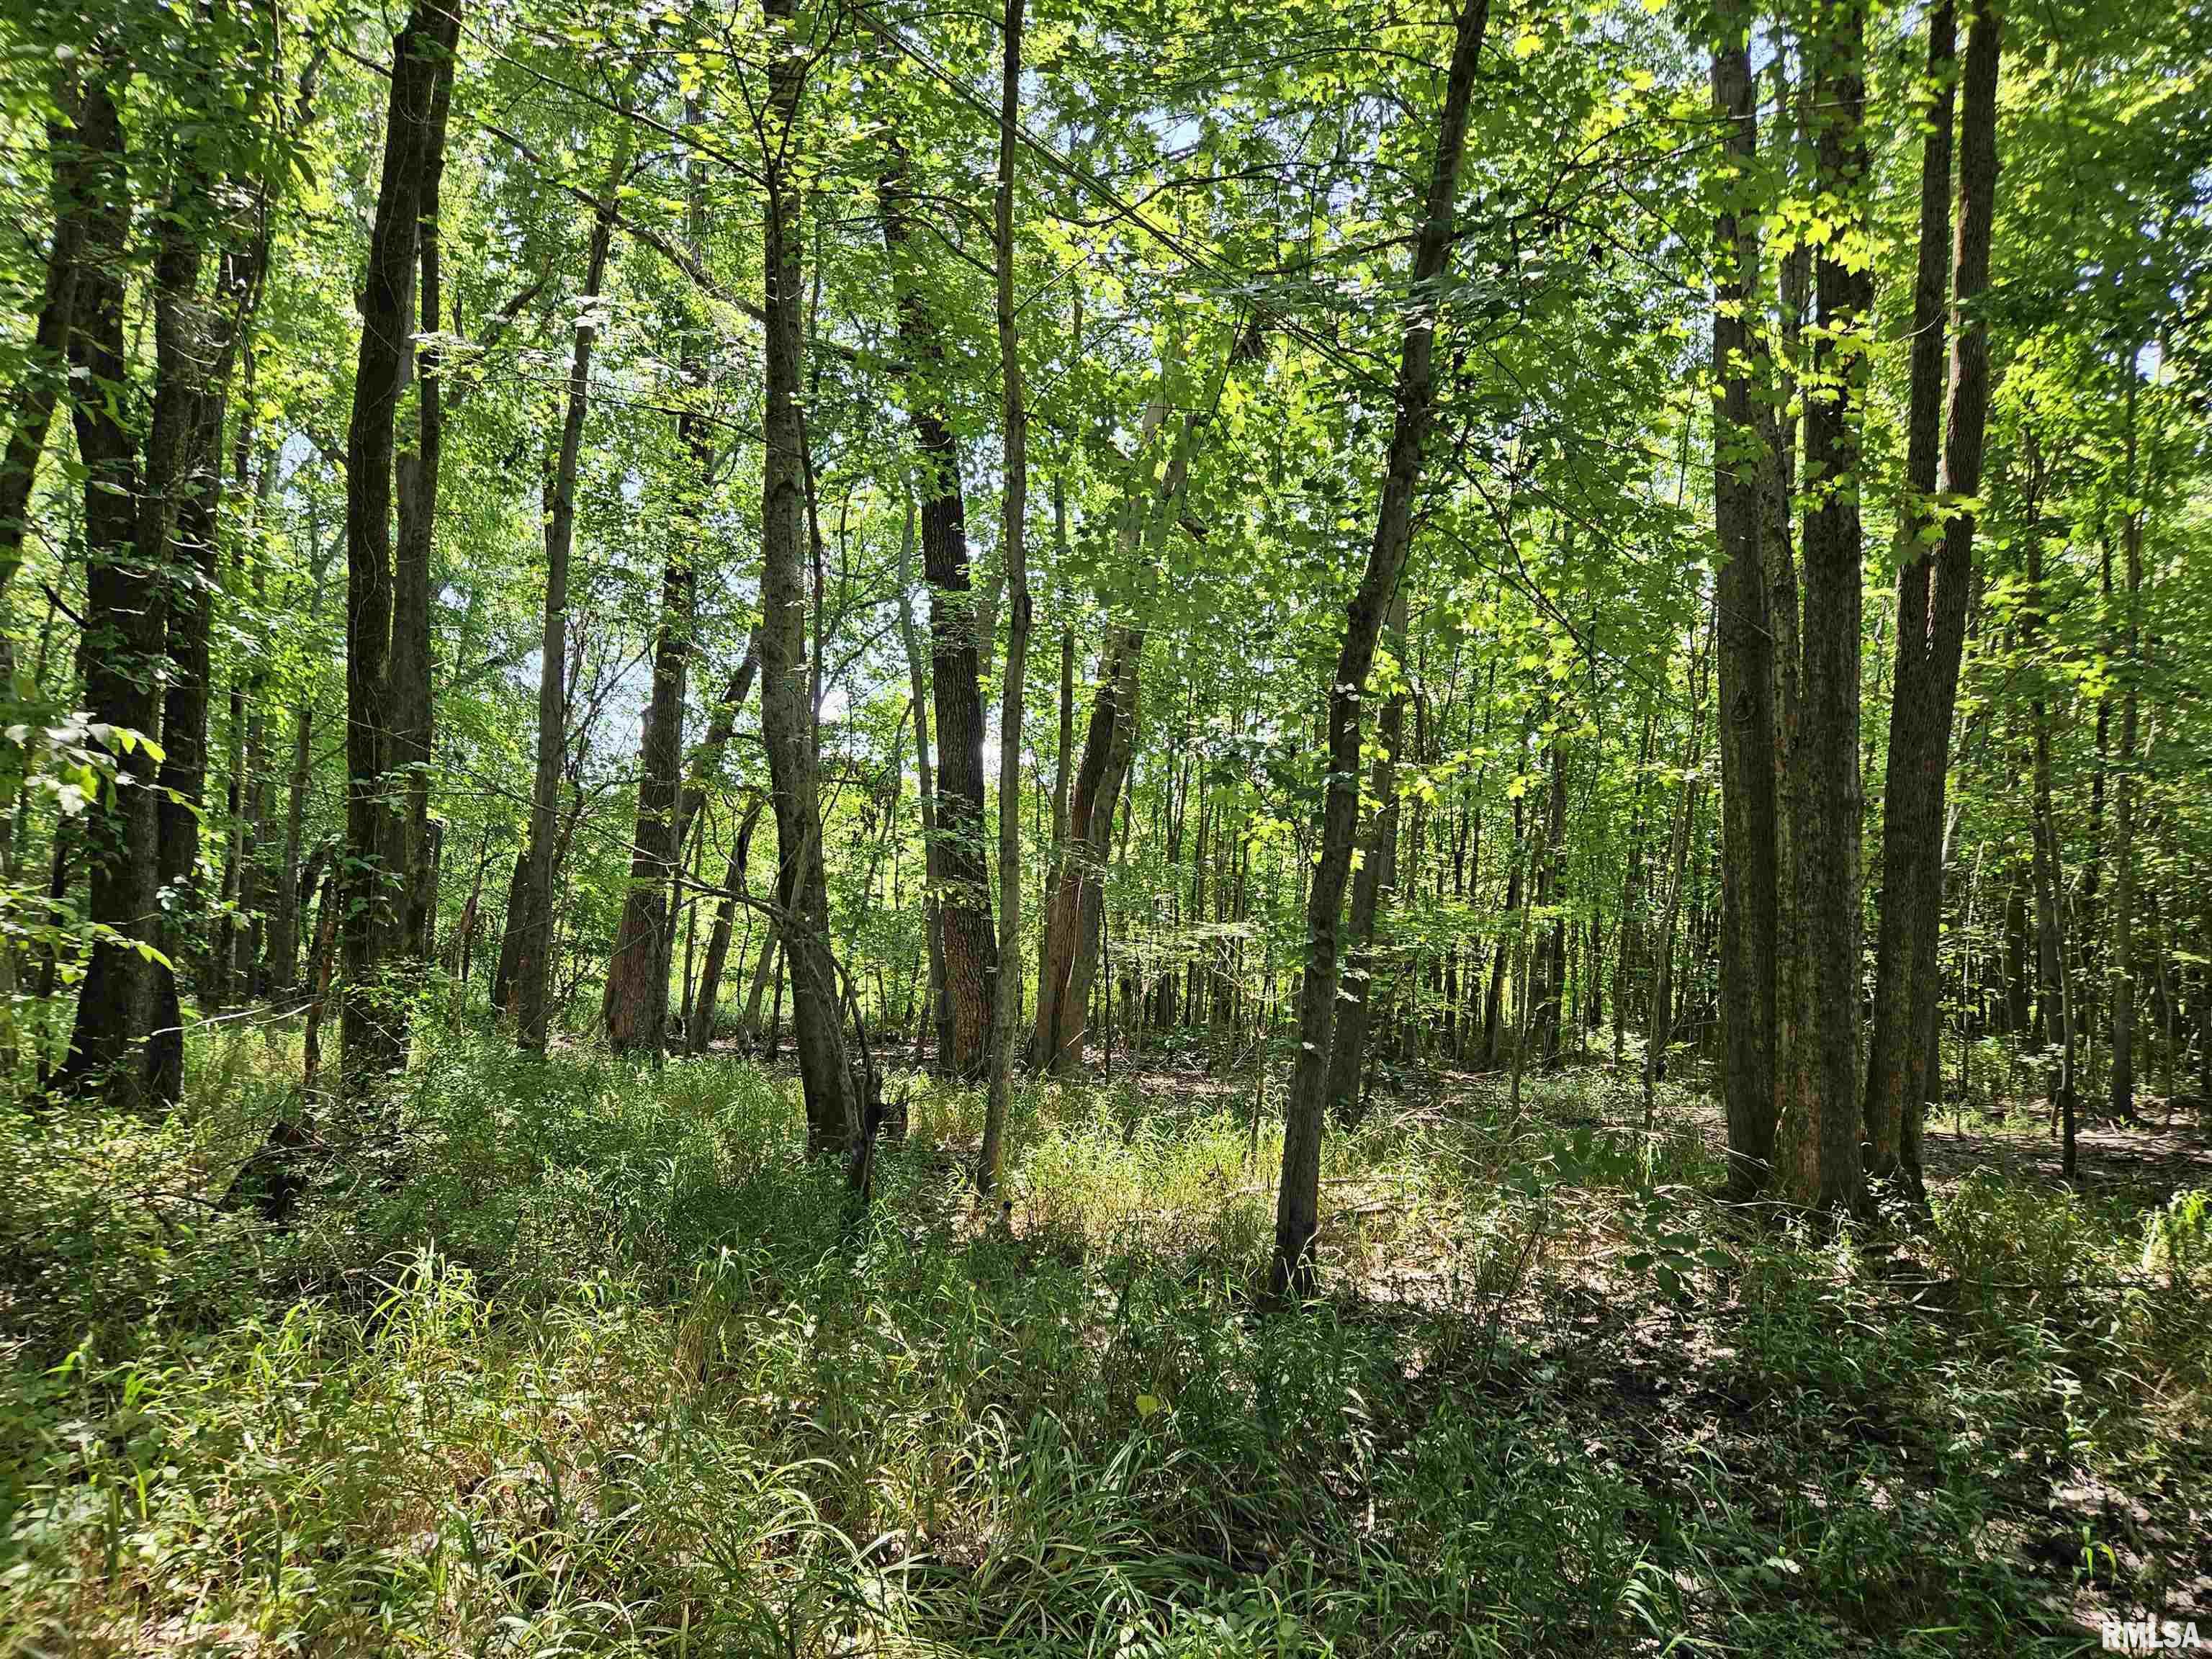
<box><xmin>1</xmin><ymin>1028</ymin><xmax>2206</xmax><ymax>1656</ymax></box>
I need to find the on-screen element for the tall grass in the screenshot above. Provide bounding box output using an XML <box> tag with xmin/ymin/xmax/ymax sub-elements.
<box><xmin>1</xmin><ymin>1027</ymin><xmax>2205</xmax><ymax>1655</ymax></box>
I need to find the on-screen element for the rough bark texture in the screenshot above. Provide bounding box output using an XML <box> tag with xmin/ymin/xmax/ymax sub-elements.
<box><xmin>1272</xmin><ymin>0</ymin><xmax>1489</xmax><ymax>1299</ymax></box>
<box><xmin>392</xmin><ymin>57</ymin><xmax>453</xmax><ymax>977</ymax></box>
<box><xmin>878</xmin><ymin>127</ymin><xmax>996</xmax><ymax>1078</ymax></box>
<box><xmin>55</xmin><ymin>71</ymin><xmax>161</xmax><ymax>1110</ymax></box>
<box><xmin>761</xmin><ymin>0</ymin><xmax>858</xmax><ymax>1157</ymax></box>
<box><xmin>1867</xmin><ymin>0</ymin><xmax>2002</xmax><ymax>1195</ymax></box>
<box><xmin>1781</xmin><ymin>0</ymin><xmax>1870</xmax><ymax>1217</ymax></box>
<box><xmin>341</xmin><ymin>0</ymin><xmax>458</xmax><ymax>1100</ymax></box>
<box><xmin>1709</xmin><ymin>7</ymin><xmax>1781</xmax><ymax>1197</ymax></box>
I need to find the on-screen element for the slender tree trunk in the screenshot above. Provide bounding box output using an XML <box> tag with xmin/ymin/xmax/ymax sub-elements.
<box><xmin>760</xmin><ymin>0</ymin><xmax>857</xmax><ymax>1156</ymax></box>
<box><xmin>1709</xmin><ymin>4</ymin><xmax>1786</xmax><ymax>1196</ymax></box>
<box><xmin>1867</xmin><ymin>0</ymin><xmax>2001</xmax><ymax>1196</ymax></box>
<box><xmin>1272</xmin><ymin>0</ymin><xmax>1490</xmax><ymax>1299</ymax></box>
<box><xmin>514</xmin><ymin>156</ymin><xmax>619</xmax><ymax>1051</ymax></box>
<box><xmin>1325</xmin><ymin>585</ymin><xmax>1408</xmax><ymax>1125</ymax></box>
<box><xmin>2108</xmin><ymin>364</ymin><xmax>2150</xmax><ymax>1123</ymax></box>
<box><xmin>691</xmin><ymin>798</ymin><xmax>763</xmax><ymax>1055</ymax></box>
<box><xmin>893</xmin><ymin>493</ymin><xmax>949</xmax><ymax>1070</ymax></box>
<box><xmin>980</xmin><ymin>0</ymin><xmax>1030</xmax><ymax>1194</ymax></box>
<box><xmin>1647</xmin><ymin>625</ymin><xmax>1709</xmax><ymax>1125</ymax></box>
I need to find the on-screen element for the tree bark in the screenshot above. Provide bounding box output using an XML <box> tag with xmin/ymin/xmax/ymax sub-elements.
<box><xmin>877</xmin><ymin>114</ymin><xmax>997</xmax><ymax>1079</ymax></box>
<box><xmin>1324</xmin><ymin>584</ymin><xmax>1408</xmax><ymax>1125</ymax></box>
<box><xmin>606</xmin><ymin>104</ymin><xmax>706</xmax><ymax>1056</ymax></box>
<box><xmin>392</xmin><ymin>55</ymin><xmax>454</xmax><ymax>977</ymax></box>
<box><xmin>1781</xmin><ymin>0</ymin><xmax>1870</xmax><ymax>1217</ymax></box>
<box><xmin>55</xmin><ymin>69</ymin><xmax>161</xmax><ymax>1111</ymax></box>
<box><xmin>341</xmin><ymin>0</ymin><xmax>459</xmax><ymax>1100</ymax></box>
<box><xmin>981</xmin><ymin>0</ymin><xmax>1030</xmax><ymax>1195</ymax></box>
<box><xmin>1272</xmin><ymin>0</ymin><xmax>1490</xmax><ymax>1299</ymax></box>
<box><xmin>760</xmin><ymin>0</ymin><xmax>858</xmax><ymax>1156</ymax></box>
<box><xmin>1709</xmin><ymin>5</ymin><xmax>1785</xmax><ymax>1197</ymax></box>
<box><xmin>1866</xmin><ymin>0</ymin><xmax>2000</xmax><ymax>1196</ymax></box>
<box><xmin>514</xmin><ymin>151</ymin><xmax>619</xmax><ymax>1051</ymax></box>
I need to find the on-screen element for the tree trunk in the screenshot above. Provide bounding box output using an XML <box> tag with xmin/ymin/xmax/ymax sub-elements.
<box><xmin>1272</xmin><ymin>0</ymin><xmax>1490</xmax><ymax>1300</ymax></box>
<box><xmin>392</xmin><ymin>62</ymin><xmax>452</xmax><ymax>979</ymax></box>
<box><xmin>1709</xmin><ymin>6</ymin><xmax>1786</xmax><ymax>1197</ymax></box>
<box><xmin>55</xmin><ymin>71</ymin><xmax>161</xmax><ymax>1111</ymax></box>
<box><xmin>1866</xmin><ymin>0</ymin><xmax>2000</xmax><ymax>1195</ymax></box>
<box><xmin>2109</xmin><ymin>362</ymin><xmax>2151</xmax><ymax>1123</ymax></box>
<box><xmin>514</xmin><ymin>152</ymin><xmax>619</xmax><ymax>1051</ymax></box>
<box><xmin>878</xmin><ymin>101</ymin><xmax>997</xmax><ymax>1080</ymax></box>
<box><xmin>691</xmin><ymin>798</ymin><xmax>763</xmax><ymax>1055</ymax></box>
<box><xmin>1324</xmin><ymin>585</ymin><xmax>1408</xmax><ymax>1125</ymax></box>
<box><xmin>606</xmin><ymin>105</ymin><xmax>709</xmax><ymax>1057</ymax></box>
<box><xmin>760</xmin><ymin>0</ymin><xmax>857</xmax><ymax>1156</ymax></box>
<box><xmin>893</xmin><ymin>493</ymin><xmax>949</xmax><ymax>1070</ymax></box>
<box><xmin>981</xmin><ymin>0</ymin><xmax>1030</xmax><ymax>1194</ymax></box>
<box><xmin>341</xmin><ymin>0</ymin><xmax>459</xmax><ymax>1101</ymax></box>
<box><xmin>1781</xmin><ymin>0</ymin><xmax>1870</xmax><ymax>1217</ymax></box>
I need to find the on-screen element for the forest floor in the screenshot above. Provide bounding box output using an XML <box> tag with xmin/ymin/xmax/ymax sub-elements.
<box><xmin>3</xmin><ymin>1026</ymin><xmax>2208</xmax><ymax>1657</ymax></box>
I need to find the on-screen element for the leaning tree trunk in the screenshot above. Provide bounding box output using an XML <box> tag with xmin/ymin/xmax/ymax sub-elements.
<box><xmin>760</xmin><ymin>0</ymin><xmax>857</xmax><ymax>1156</ymax></box>
<box><xmin>689</xmin><ymin>797</ymin><xmax>763</xmax><ymax>1056</ymax></box>
<box><xmin>1272</xmin><ymin>0</ymin><xmax>1490</xmax><ymax>1300</ymax></box>
<box><xmin>1033</xmin><ymin>363</ymin><xmax>1200</xmax><ymax>1074</ymax></box>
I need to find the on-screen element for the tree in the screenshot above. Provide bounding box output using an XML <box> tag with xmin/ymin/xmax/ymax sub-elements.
<box><xmin>341</xmin><ymin>0</ymin><xmax>461</xmax><ymax>1101</ymax></box>
<box><xmin>1273</xmin><ymin>0</ymin><xmax>1491</xmax><ymax>1300</ymax></box>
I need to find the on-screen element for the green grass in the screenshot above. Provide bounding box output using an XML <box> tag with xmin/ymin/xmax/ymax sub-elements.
<box><xmin>1</xmin><ymin>1028</ymin><xmax>2206</xmax><ymax>1656</ymax></box>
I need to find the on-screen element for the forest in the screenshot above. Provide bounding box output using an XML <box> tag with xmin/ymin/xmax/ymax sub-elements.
<box><xmin>3</xmin><ymin>0</ymin><xmax>2211</xmax><ymax>1648</ymax></box>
